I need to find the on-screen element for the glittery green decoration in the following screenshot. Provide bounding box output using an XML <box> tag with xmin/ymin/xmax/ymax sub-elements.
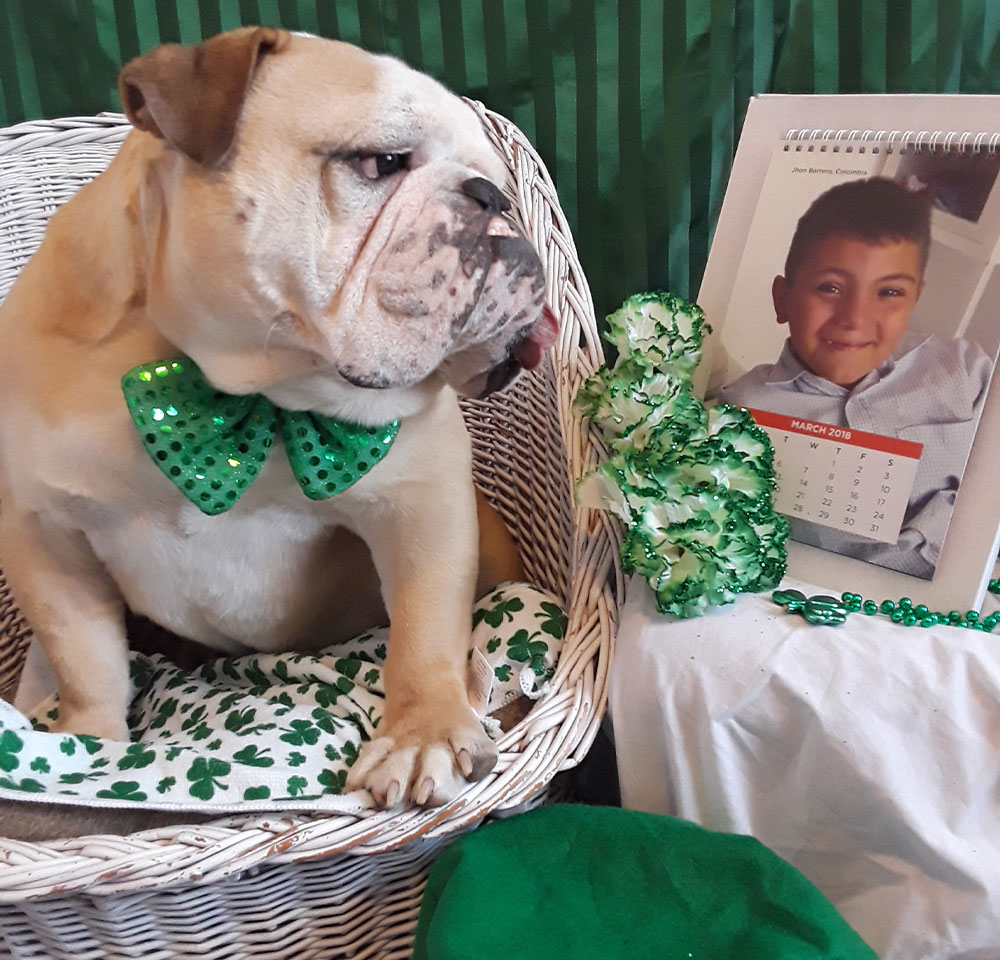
<box><xmin>773</xmin><ymin>587</ymin><xmax>1000</xmax><ymax>633</ymax></box>
<box><xmin>771</xmin><ymin>590</ymin><xmax>849</xmax><ymax>625</ymax></box>
<box><xmin>799</xmin><ymin>595</ymin><xmax>849</xmax><ymax>626</ymax></box>
<box><xmin>574</xmin><ymin>291</ymin><xmax>789</xmax><ymax>618</ymax></box>
<box><xmin>772</xmin><ymin>588</ymin><xmax>807</xmax><ymax>612</ymax></box>
<box><xmin>122</xmin><ymin>358</ymin><xmax>398</xmax><ymax>515</ymax></box>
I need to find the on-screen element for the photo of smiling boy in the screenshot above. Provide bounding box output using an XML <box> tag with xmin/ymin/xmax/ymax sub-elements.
<box><xmin>717</xmin><ymin>177</ymin><xmax>993</xmax><ymax>578</ymax></box>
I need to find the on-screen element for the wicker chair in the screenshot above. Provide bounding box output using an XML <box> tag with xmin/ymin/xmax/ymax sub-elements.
<box><xmin>0</xmin><ymin>103</ymin><xmax>623</xmax><ymax>959</ymax></box>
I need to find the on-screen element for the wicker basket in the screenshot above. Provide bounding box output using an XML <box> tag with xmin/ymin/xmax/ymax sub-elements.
<box><xmin>0</xmin><ymin>104</ymin><xmax>623</xmax><ymax>959</ymax></box>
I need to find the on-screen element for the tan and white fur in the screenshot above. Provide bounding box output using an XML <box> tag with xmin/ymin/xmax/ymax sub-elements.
<box><xmin>0</xmin><ymin>27</ymin><xmax>554</xmax><ymax>812</ymax></box>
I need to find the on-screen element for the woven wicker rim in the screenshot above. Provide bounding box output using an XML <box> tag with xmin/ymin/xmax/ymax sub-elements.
<box><xmin>0</xmin><ymin>103</ymin><xmax>624</xmax><ymax>902</ymax></box>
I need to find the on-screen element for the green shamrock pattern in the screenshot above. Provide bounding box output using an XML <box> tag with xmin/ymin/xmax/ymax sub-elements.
<box><xmin>0</xmin><ymin>582</ymin><xmax>563</xmax><ymax>813</ymax></box>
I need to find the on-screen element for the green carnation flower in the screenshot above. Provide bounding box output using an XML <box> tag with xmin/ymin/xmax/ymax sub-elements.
<box><xmin>575</xmin><ymin>291</ymin><xmax>789</xmax><ymax>617</ymax></box>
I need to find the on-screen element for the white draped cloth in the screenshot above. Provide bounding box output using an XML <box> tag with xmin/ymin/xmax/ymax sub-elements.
<box><xmin>609</xmin><ymin>576</ymin><xmax>1000</xmax><ymax>960</ymax></box>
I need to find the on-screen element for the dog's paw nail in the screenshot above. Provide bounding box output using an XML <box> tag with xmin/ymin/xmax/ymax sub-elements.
<box><xmin>466</xmin><ymin>742</ymin><xmax>498</xmax><ymax>782</ymax></box>
<box><xmin>414</xmin><ymin>776</ymin><xmax>435</xmax><ymax>806</ymax></box>
<box><xmin>458</xmin><ymin>748</ymin><xmax>474</xmax><ymax>778</ymax></box>
<box><xmin>385</xmin><ymin>779</ymin><xmax>403</xmax><ymax>807</ymax></box>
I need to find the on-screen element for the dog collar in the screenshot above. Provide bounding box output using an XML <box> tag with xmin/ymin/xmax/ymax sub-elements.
<box><xmin>122</xmin><ymin>357</ymin><xmax>399</xmax><ymax>515</ymax></box>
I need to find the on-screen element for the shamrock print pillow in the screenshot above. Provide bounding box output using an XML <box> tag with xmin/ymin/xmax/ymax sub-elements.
<box><xmin>0</xmin><ymin>582</ymin><xmax>565</xmax><ymax>814</ymax></box>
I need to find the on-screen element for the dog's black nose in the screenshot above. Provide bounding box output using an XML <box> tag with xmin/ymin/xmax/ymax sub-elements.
<box><xmin>462</xmin><ymin>177</ymin><xmax>510</xmax><ymax>214</ymax></box>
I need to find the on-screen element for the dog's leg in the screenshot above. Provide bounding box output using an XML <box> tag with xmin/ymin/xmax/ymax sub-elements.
<box><xmin>346</xmin><ymin>485</ymin><xmax>499</xmax><ymax>807</ymax></box>
<box><xmin>475</xmin><ymin>490</ymin><xmax>525</xmax><ymax>592</ymax></box>
<box><xmin>1</xmin><ymin>513</ymin><xmax>130</xmax><ymax>741</ymax></box>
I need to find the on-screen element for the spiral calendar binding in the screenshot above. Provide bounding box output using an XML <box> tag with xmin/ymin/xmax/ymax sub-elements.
<box><xmin>782</xmin><ymin>128</ymin><xmax>1000</xmax><ymax>155</ymax></box>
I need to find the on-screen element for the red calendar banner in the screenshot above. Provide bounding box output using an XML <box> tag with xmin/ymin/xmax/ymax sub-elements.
<box><xmin>747</xmin><ymin>409</ymin><xmax>923</xmax><ymax>460</ymax></box>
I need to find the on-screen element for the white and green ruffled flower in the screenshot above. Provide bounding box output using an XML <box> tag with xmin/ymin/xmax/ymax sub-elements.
<box><xmin>604</xmin><ymin>292</ymin><xmax>709</xmax><ymax>379</ymax></box>
<box><xmin>576</xmin><ymin>362</ymin><xmax>689</xmax><ymax>449</ymax></box>
<box><xmin>575</xmin><ymin>291</ymin><xmax>789</xmax><ymax>618</ymax></box>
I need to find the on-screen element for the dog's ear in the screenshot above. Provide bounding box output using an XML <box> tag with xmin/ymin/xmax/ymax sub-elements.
<box><xmin>118</xmin><ymin>27</ymin><xmax>289</xmax><ymax>167</ymax></box>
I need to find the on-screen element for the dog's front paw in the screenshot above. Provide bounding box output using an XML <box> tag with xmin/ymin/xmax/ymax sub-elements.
<box><xmin>346</xmin><ymin>702</ymin><xmax>498</xmax><ymax>807</ymax></box>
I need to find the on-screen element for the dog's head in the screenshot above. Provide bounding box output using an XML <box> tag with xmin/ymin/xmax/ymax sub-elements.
<box><xmin>119</xmin><ymin>28</ymin><xmax>556</xmax><ymax>421</ymax></box>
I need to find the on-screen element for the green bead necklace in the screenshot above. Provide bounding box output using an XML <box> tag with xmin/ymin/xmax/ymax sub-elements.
<box><xmin>773</xmin><ymin>578</ymin><xmax>1000</xmax><ymax>630</ymax></box>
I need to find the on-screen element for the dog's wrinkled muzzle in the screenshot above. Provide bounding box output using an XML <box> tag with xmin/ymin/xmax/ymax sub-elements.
<box><xmin>329</xmin><ymin>167</ymin><xmax>552</xmax><ymax>394</ymax></box>
<box><xmin>444</xmin><ymin>179</ymin><xmax>555</xmax><ymax>397</ymax></box>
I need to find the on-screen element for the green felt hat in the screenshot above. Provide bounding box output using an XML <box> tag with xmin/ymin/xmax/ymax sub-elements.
<box><xmin>413</xmin><ymin>805</ymin><xmax>876</xmax><ymax>960</ymax></box>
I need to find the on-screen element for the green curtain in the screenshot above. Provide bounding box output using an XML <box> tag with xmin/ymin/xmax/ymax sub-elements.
<box><xmin>2</xmin><ymin>1</ymin><xmax>999</xmax><ymax>318</ymax></box>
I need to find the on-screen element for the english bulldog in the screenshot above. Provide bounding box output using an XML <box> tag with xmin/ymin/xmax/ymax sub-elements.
<box><xmin>0</xmin><ymin>26</ymin><xmax>556</xmax><ymax>813</ymax></box>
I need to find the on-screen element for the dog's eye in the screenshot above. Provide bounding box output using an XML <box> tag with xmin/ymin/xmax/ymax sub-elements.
<box><xmin>358</xmin><ymin>153</ymin><xmax>410</xmax><ymax>180</ymax></box>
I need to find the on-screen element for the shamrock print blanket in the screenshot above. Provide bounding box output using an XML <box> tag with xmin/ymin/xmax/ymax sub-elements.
<box><xmin>0</xmin><ymin>582</ymin><xmax>565</xmax><ymax>814</ymax></box>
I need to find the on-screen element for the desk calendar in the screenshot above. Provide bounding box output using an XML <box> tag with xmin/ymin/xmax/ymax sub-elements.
<box><xmin>748</xmin><ymin>409</ymin><xmax>922</xmax><ymax>545</ymax></box>
<box><xmin>697</xmin><ymin>95</ymin><xmax>1000</xmax><ymax>609</ymax></box>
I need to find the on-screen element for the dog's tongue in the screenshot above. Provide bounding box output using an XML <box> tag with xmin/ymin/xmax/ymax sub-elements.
<box><xmin>513</xmin><ymin>305</ymin><xmax>559</xmax><ymax>370</ymax></box>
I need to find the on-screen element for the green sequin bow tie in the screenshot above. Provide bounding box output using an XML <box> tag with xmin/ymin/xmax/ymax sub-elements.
<box><xmin>122</xmin><ymin>358</ymin><xmax>399</xmax><ymax>515</ymax></box>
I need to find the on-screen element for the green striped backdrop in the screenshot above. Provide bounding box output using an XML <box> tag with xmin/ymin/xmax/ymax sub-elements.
<box><xmin>2</xmin><ymin>1</ymin><xmax>999</xmax><ymax>317</ymax></box>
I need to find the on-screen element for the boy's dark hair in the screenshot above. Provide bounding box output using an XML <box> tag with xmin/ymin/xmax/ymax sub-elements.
<box><xmin>783</xmin><ymin>177</ymin><xmax>932</xmax><ymax>282</ymax></box>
